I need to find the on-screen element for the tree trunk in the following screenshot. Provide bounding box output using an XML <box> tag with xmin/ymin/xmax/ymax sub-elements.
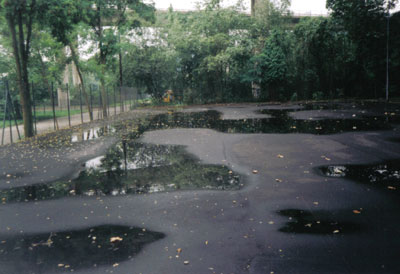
<box><xmin>97</xmin><ymin>5</ymin><xmax>108</xmax><ymax>118</ymax></box>
<box><xmin>6</xmin><ymin>7</ymin><xmax>34</xmax><ymax>138</ymax></box>
<box><xmin>119</xmin><ymin>34</ymin><xmax>124</xmax><ymax>112</ymax></box>
<box><xmin>69</xmin><ymin>44</ymin><xmax>93</xmax><ymax>121</ymax></box>
<box><xmin>251</xmin><ymin>0</ymin><xmax>257</xmax><ymax>16</ymax></box>
<box><xmin>100</xmin><ymin>58</ymin><xmax>108</xmax><ymax>118</ymax></box>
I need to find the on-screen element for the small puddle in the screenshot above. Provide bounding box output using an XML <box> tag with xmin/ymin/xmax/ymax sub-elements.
<box><xmin>0</xmin><ymin>225</ymin><xmax>164</xmax><ymax>273</ymax></box>
<box><xmin>1</xmin><ymin>142</ymin><xmax>241</xmax><ymax>203</ymax></box>
<box><xmin>278</xmin><ymin>209</ymin><xmax>362</xmax><ymax>234</ymax></box>
<box><xmin>318</xmin><ymin>160</ymin><xmax>400</xmax><ymax>192</ymax></box>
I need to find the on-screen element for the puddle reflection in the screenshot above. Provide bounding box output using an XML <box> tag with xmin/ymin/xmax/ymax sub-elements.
<box><xmin>71</xmin><ymin>126</ymin><xmax>116</xmax><ymax>143</ymax></box>
<box><xmin>117</xmin><ymin>109</ymin><xmax>394</xmax><ymax>137</ymax></box>
<box><xmin>0</xmin><ymin>225</ymin><xmax>164</xmax><ymax>273</ymax></box>
<box><xmin>319</xmin><ymin>160</ymin><xmax>400</xmax><ymax>193</ymax></box>
<box><xmin>70</xmin><ymin>104</ymin><xmax>398</xmax><ymax>145</ymax></box>
<box><xmin>0</xmin><ymin>142</ymin><xmax>241</xmax><ymax>203</ymax></box>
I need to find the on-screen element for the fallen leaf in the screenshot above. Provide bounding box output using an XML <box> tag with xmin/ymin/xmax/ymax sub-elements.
<box><xmin>353</xmin><ymin>210</ymin><xmax>361</xmax><ymax>214</ymax></box>
<box><xmin>110</xmin><ymin>237</ymin><xmax>123</xmax><ymax>243</ymax></box>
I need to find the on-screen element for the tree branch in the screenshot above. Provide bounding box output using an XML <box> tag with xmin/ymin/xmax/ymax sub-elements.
<box><xmin>25</xmin><ymin>0</ymin><xmax>36</xmax><ymax>57</ymax></box>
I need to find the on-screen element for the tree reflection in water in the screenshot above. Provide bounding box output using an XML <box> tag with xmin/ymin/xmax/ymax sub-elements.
<box><xmin>0</xmin><ymin>142</ymin><xmax>241</xmax><ymax>203</ymax></box>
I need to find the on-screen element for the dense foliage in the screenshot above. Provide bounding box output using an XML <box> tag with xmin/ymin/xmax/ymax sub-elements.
<box><xmin>0</xmin><ymin>0</ymin><xmax>400</xmax><ymax>135</ymax></box>
<box><xmin>122</xmin><ymin>0</ymin><xmax>400</xmax><ymax>103</ymax></box>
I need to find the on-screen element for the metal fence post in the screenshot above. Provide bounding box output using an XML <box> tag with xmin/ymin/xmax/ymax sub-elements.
<box><xmin>51</xmin><ymin>82</ymin><xmax>57</xmax><ymax>130</ymax></box>
<box><xmin>89</xmin><ymin>84</ymin><xmax>93</xmax><ymax>120</ymax></box>
<box><xmin>79</xmin><ymin>84</ymin><xmax>84</xmax><ymax>124</ymax></box>
<box><xmin>31</xmin><ymin>82</ymin><xmax>37</xmax><ymax>135</ymax></box>
<box><xmin>1</xmin><ymin>81</ymin><xmax>8</xmax><ymax>145</ymax></box>
<box><xmin>5</xmin><ymin>81</ymin><xmax>21</xmax><ymax>140</ymax></box>
<box><xmin>66</xmin><ymin>83</ymin><xmax>71</xmax><ymax>127</ymax></box>
<box><xmin>114</xmin><ymin>86</ymin><xmax>117</xmax><ymax>115</ymax></box>
<box><xmin>107</xmin><ymin>86</ymin><xmax>110</xmax><ymax>117</ymax></box>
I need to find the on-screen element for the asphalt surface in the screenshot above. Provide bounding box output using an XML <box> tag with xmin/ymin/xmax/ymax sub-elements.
<box><xmin>0</xmin><ymin>102</ymin><xmax>399</xmax><ymax>274</ymax></box>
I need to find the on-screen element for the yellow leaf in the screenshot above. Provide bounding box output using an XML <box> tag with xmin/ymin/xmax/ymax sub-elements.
<box><xmin>110</xmin><ymin>237</ymin><xmax>123</xmax><ymax>243</ymax></box>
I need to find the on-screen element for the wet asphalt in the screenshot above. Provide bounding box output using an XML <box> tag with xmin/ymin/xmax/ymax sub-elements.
<box><xmin>0</xmin><ymin>102</ymin><xmax>400</xmax><ymax>274</ymax></box>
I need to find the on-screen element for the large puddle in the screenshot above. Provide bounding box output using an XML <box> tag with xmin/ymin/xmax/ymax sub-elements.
<box><xmin>65</xmin><ymin>105</ymin><xmax>398</xmax><ymax>146</ymax></box>
<box><xmin>0</xmin><ymin>142</ymin><xmax>241</xmax><ymax>203</ymax></box>
<box><xmin>118</xmin><ymin>108</ymin><xmax>395</xmax><ymax>137</ymax></box>
<box><xmin>318</xmin><ymin>160</ymin><xmax>400</xmax><ymax>193</ymax></box>
<box><xmin>0</xmin><ymin>225</ymin><xmax>164</xmax><ymax>273</ymax></box>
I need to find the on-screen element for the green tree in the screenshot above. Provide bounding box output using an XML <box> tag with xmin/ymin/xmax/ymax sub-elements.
<box><xmin>244</xmin><ymin>30</ymin><xmax>289</xmax><ymax>101</ymax></box>
<box><xmin>326</xmin><ymin>0</ymin><xmax>399</xmax><ymax>97</ymax></box>
<box><xmin>2</xmin><ymin>0</ymin><xmax>39</xmax><ymax>137</ymax></box>
<box><xmin>41</xmin><ymin>1</ymin><xmax>95</xmax><ymax>120</ymax></box>
<box><xmin>30</xmin><ymin>29</ymin><xmax>67</xmax><ymax>129</ymax></box>
<box><xmin>291</xmin><ymin>17</ymin><xmax>354</xmax><ymax>99</ymax></box>
<box><xmin>161</xmin><ymin>1</ymin><xmax>252</xmax><ymax>103</ymax></box>
<box><xmin>82</xmin><ymin>0</ymin><xmax>155</xmax><ymax>117</ymax></box>
<box><xmin>0</xmin><ymin>0</ymin><xmax>81</xmax><ymax>136</ymax></box>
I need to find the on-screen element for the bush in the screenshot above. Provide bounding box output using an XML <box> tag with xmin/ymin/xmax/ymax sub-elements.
<box><xmin>290</xmin><ymin>92</ymin><xmax>298</xmax><ymax>102</ymax></box>
<box><xmin>312</xmin><ymin>91</ymin><xmax>324</xmax><ymax>101</ymax></box>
